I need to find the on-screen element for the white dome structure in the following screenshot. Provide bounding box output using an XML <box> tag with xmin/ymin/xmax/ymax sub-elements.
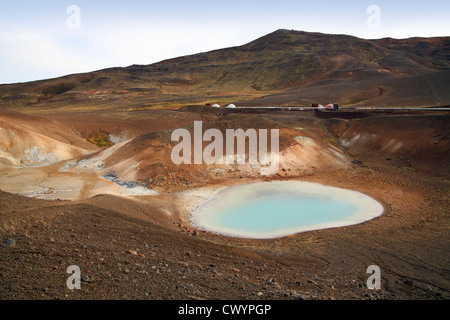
<box><xmin>212</xmin><ymin>104</ymin><xmax>221</xmax><ymax>108</ymax></box>
<box><xmin>226</xmin><ymin>104</ymin><xmax>236</xmax><ymax>109</ymax></box>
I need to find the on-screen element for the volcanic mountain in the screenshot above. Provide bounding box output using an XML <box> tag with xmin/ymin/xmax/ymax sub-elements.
<box><xmin>1</xmin><ymin>29</ymin><xmax>449</xmax><ymax>111</ymax></box>
<box><xmin>1</xmin><ymin>29</ymin><xmax>450</xmax><ymax>301</ymax></box>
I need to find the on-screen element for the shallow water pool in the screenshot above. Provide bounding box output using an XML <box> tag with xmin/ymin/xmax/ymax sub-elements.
<box><xmin>191</xmin><ymin>181</ymin><xmax>384</xmax><ymax>239</ymax></box>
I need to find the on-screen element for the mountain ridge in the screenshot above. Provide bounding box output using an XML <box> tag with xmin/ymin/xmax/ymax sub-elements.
<box><xmin>1</xmin><ymin>29</ymin><xmax>449</xmax><ymax>109</ymax></box>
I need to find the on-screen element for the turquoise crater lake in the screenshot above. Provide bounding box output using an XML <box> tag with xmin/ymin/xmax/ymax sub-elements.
<box><xmin>191</xmin><ymin>181</ymin><xmax>384</xmax><ymax>239</ymax></box>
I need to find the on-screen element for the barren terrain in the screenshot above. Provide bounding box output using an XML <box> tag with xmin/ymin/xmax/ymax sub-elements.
<box><xmin>0</xmin><ymin>29</ymin><xmax>449</xmax><ymax>301</ymax></box>
<box><xmin>1</xmin><ymin>30</ymin><xmax>449</xmax><ymax>111</ymax></box>
<box><xmin>0</xmin><ymin>106</ymin><xmax>449</xmax><ymax>300</ymax></box>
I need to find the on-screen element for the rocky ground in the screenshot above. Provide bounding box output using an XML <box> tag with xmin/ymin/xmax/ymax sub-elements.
<box><xmin>0</xmin><ymin>108</ymin><xmax>448</xmax><ymax>300</ymax></box>
<box><xmin>0</xmin><ymin>164</ymin><xmax>448</xmax><ymax>300</ymax></box>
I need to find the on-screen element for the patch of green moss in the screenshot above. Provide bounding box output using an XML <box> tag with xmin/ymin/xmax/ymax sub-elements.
<box><xmin>87</xmin><ymin>132</ymin><xmax>114</xmax><ymax>148</ymax></box>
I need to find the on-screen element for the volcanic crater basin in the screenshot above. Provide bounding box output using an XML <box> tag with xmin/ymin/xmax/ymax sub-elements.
<box><xmin>190</xmin><ymin>181</ymin><xmax>384</xmax><ymax>239</ymax></box>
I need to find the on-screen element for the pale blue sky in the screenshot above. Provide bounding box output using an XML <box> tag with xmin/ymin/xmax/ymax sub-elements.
<box><xmin>0</xmin><ymin>0</ymin><xmax>449</xmax><ymax>84</ymax></box>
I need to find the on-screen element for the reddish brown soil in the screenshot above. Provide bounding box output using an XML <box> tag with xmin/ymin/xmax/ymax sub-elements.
<box><xmin>0</xmin><ymin>108</ymin><xmax>448</xmax><ymax>300</ymax></box>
